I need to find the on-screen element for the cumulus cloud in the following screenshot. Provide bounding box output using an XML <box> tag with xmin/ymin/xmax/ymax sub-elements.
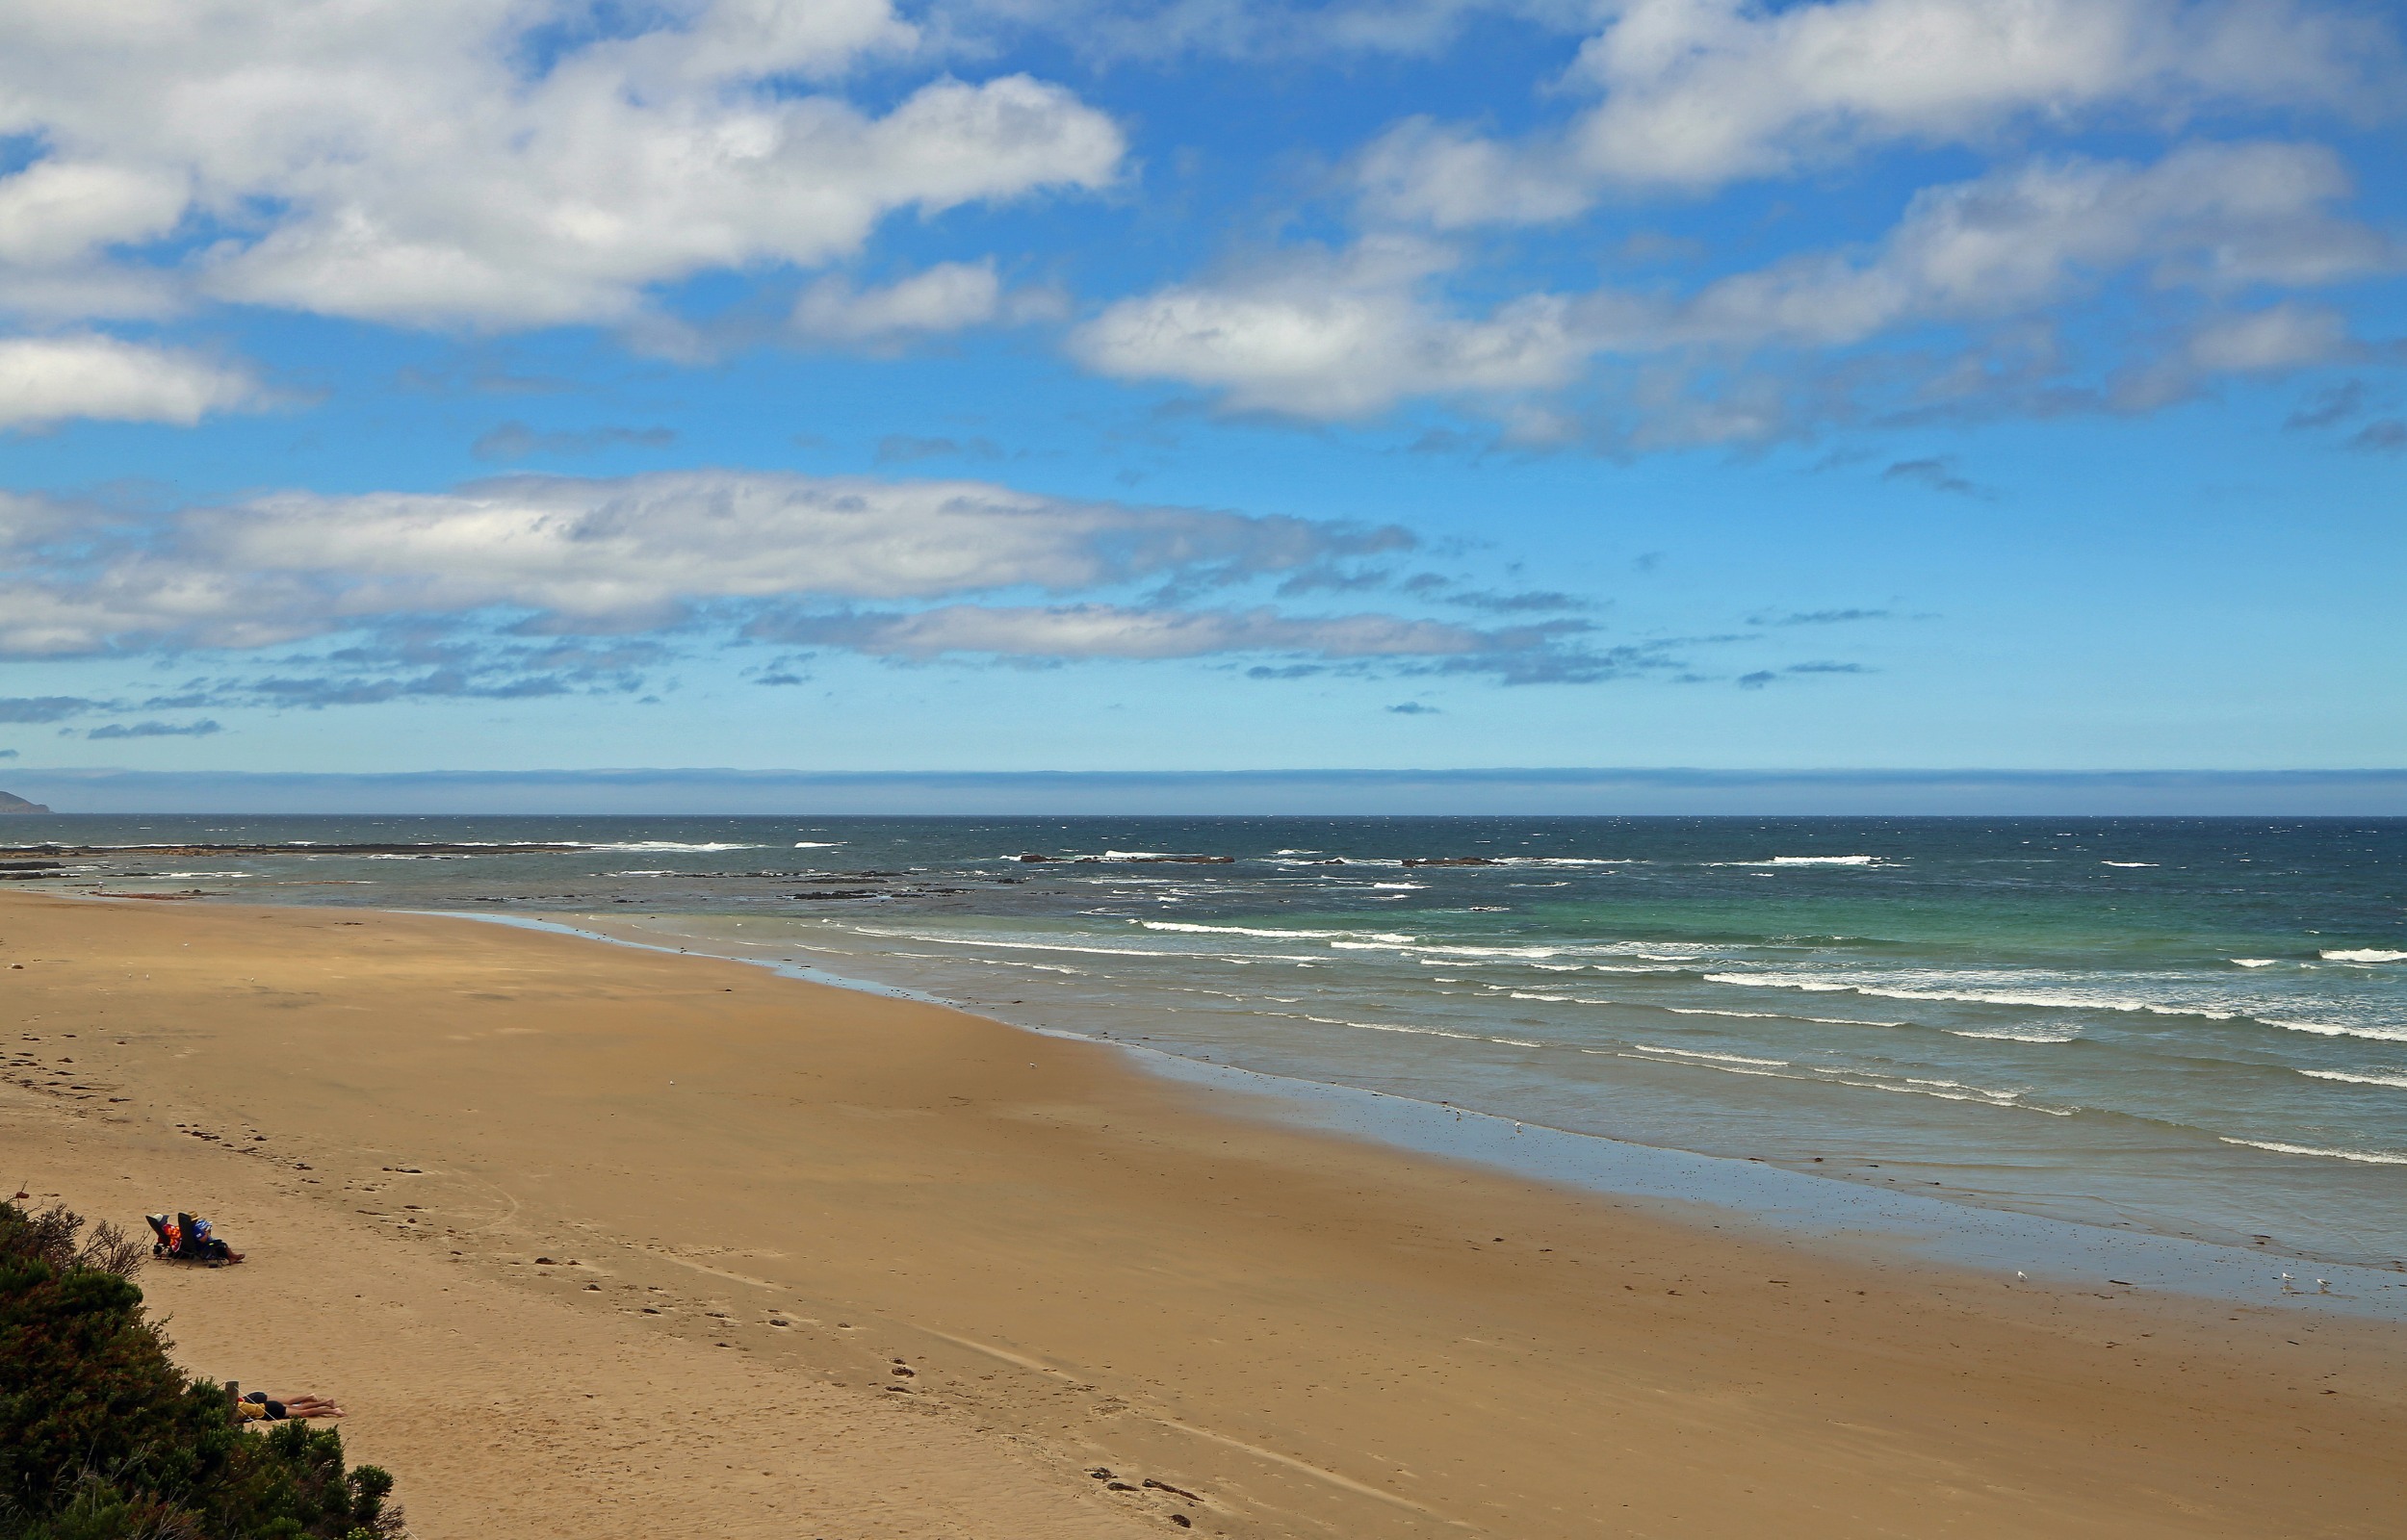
<box><xmin>0</xmin><ymin>335</ymin><xmax>261</xmax><ymax>429</ymax></box>
<box><xmin>0</xmin><ymin>0</ymin><xmax>1124</xmax><ymax>328</ymax></box>
<box><xmin>1084</xmin><ymin>142</ymin><xmax>2395</xmax><ymax>433</ymax></box>
<box><xmin>1358</xmin><ymin>0</ymin><xmax>2390</xmax><ymax>223</ymax></box>
<box><xmin>1073</xmin><ymin>237</ymin><xmax>1592</xmax><ymax>417</ymax></box>
<box><xmin>942</xmin><ymin>0</ymin><xmax>1592</xmax><ymax>64</ymax></box>
<box><xmin>1673</xmin><ymin>143</ymin><xmax>2391</xmax><ymax>348</ymax></box>
<box><xmin>792</xmin><ymin>261</ymin><xmax>1067</xmax><ymax>344</ymax></box>
<box><xmin>0</xmin><ymin>470</ymin><xmax>1410</xmax><ymax>654</ymax></box>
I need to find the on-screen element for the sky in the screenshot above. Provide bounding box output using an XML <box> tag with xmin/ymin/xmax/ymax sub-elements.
<box><xmin>0</xmin><ymin>0</ymin><xmax>2401</xmax><ymax>783</ymax></box>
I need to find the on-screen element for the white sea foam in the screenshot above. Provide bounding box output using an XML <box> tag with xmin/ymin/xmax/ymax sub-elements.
<box><xmin>1333</xmin><ymin>940</ymin><xmax>1570</xmax><ymax>960</ymax></box>
<box><xmin>1627</xmin><ymin>1043</ymin><xmax>1788</xmax><ymax>1067</ymax></box>
<box><xmin>2266</xmin><ymin>1017</ymin><xmax>2407</xmax><ymax>1043</ymax></box>
<box><xmin>846</xmin><ymin>927</ymin><xmax>1175</xmax><ymax>960</ymax></box>
<box><xmin>1710</xmin><ymin>855</ymin><xmax>1884</xmax><ymax>867</ymax></box>
<box><xmin>2100</xmin><ymin>861</ymin><xmax>2158</xmax><ymax>868</ymax></box>
<box><xmin>1594</xmin><ymin>1049</ymin><xmax>1794</xmax><ymax>1081</ymax></box>
<box><xmin>1661</xmin><ymin>1006</ymin><xmax>1908</xmax><ymax>1027</ymax></box>
<box><xmin>2323</xmin><ymin>949</ymin><xmax>2407</xmax><ymax>963</ymax></box>
<box><xmin>1822</xmin><ymin>1071</ymin><xmax>2070</xmax><ymax>1114</ymax></box>
<box><xmin>1945</xmin><ymin>1027</ymin><xmax>2081</xmax><ymax>1043</ymax></box>
<box><xmin>592</xmin><ymin>841</ymin><xmax>763</xmax><ymax>853</ymax></box>
<box><xmin>1140</xmin><ymin>920</ymin><xmax>1418</xmax><ymax>944</ymax></box>
<box><xmin>2220</xmin><ymin>1138</ymin><xmax>2407</xmax><ymax>1166</ymax></box>
<box><xmin>1702</xmin><ymin>971</ymin><xmax>2245</xmax><ymax>1018</ymax></box>
<box><xmin>2230</xmin><ymin>958</ymin><xmax>2281</xmax><ymax>967</ymax></box>
<box><xmin>1292</xmin><ymin>1014</ymin><xmax>1489</xmax><ymax>1043</ymax></box>
<box><xmin>792</xmin><ymin>841</ymin><xmax>842</xmax><ymax>848</ymax></box>
<box><xmin>2299</xmin><ymin>1069</ymin><xmax>2407</xmax><ymax>1089</ymax></box>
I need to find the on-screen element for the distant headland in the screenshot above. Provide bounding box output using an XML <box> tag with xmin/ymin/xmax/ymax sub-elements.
<box><xmin>0</xmin><ymin>791</ymin><xmax>50</xmax><ymax>813</ymax></box>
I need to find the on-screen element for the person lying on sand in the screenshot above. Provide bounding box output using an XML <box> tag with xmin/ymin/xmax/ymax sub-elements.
<box><xmin>235</xmin><ymin>1391</ymin><xmax>344</xmax><ymax>1422</ymax></box>
<box><xmin>145</xmin><ymin>1211</ymin><xmax>245</xmax><ymax>1264</ymax></box>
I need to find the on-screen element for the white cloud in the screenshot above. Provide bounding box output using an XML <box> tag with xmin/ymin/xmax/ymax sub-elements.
<box><xmin>0</xmin><ymin>335</ymin><xmax>261</xmax><ymax>429</ymax></box>
<box><xmin>1359</xmin><ymin>0</ymin><xmax>2391</xmax><ymax>224</ymax></box>
<box><xmin>791</xmin><ymin>260</ymin><xmax>1067</xmax><ymax>343</ymax></box>
<box><xmin>0</xmin><ymin>0</ymin><xmax>1124</xmax><ymax>328</ymax></box>
<box><xmin>1073</xmin><ymin>237</ymin><xmax>1594</xmax><ymax>415</ymax></box>
<box><xmin>1085</xmin><ymin>142</ymin><xmax>2394</xmax><ymax>425</ymax></box>
<box><xmin>0</xmin><ymin>161</ymin><xmax>189</xmax><ymax>269</ymax></box>
<box><xmin>796</xmin><ymin>263</ymin><xmax>1006</xmax><ymax>340</ymax></box>
<box><xmin>1356</xmin><ymin>119</ymin><xmax>1596</xmax><ymax>230</ymax></box>
<box><xmin>763</xmin><ymin>602</ymin><xmax>1497</xmax><ymax>659</ymax></box>
<box><xmin>0</xmin><ymin>470</ymin><xmax>1407</xmax><ymax>654</ymax></box>
<box><xmin>2183</xmin><ymin>304</ymin><xmax>2352</xmax><ymax>372</ymax></box>
<box><xmin>1674</xmin><ymin>141</ymin><xmax>2393</xmax><ymax>347</ymax></box>
<box><xmin>939</xmin><ymin>0</ymin><xmax>1594</xmax><ymax>64</ymax></box>
<box><xmin>0</xmin><ymin>468</ymin><xmax>1625</xmax><ymax>680</ymax></box>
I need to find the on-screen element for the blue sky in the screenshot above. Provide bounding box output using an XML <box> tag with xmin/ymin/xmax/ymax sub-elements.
<box><xmin>0</xmin><ymin>0</ymin><xmax>2400</xmax><ymax>779</ymax></box>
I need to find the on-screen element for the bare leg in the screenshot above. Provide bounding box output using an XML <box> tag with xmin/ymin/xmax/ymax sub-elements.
<box><xmin>267</xmin><ymin>1394</ymin><xmax>346</xmax><ymax>1419</ymax></box>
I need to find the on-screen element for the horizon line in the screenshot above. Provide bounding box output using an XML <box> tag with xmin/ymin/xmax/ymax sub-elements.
<box><xmin>5</xmin><ymin>766</ymin><xmax>2404</xmax><ymax>816</ymax></box>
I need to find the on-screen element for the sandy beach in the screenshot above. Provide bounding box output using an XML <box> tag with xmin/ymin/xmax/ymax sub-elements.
<box><xmin>4</xmin><ymin>888</ymin><xmax>2402</xmax><ymax>1539</ymax></box>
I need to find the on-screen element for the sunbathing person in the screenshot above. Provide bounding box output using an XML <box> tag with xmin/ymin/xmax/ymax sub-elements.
<box><xmin>236</xmin><ymin>1391</ymin><xmax>345</xmax><ymax>1422</ymax></box>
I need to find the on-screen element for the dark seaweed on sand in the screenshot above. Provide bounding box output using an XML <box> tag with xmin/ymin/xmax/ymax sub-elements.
<box><xmin>0</xmin><ymin>1200</ymin><xmax>403</xmax><ymax>1539</ymax></box>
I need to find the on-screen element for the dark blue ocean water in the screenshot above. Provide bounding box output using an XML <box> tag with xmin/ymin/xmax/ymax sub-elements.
<box><xmin>8</xmin><ymin>814</ymin><xmax>2402</xmax><ymax>1267</ymax></box>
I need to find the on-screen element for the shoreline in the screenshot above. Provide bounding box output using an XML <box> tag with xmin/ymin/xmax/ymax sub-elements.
<box><xmin>6</xmin><ymin>890</ymin><xmax>2404</xmax><ymax>1537</ymax></box>
<box><xmin>502</xmin><ymin>908</ymin><xmax>2407</xmax><ymax>1320</ymax></box>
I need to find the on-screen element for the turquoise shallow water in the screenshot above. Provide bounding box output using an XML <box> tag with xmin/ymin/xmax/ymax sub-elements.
<box><xmin>10</xmin><ymin>813</ymin><xmax>2403</xmax><ymax>1269</ymax></box>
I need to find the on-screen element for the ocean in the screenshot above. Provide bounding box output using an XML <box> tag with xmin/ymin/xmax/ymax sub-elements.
<box><xmin>8</xmin><ymin>813</ymin><xmax>2402</xmax><ymax>1270</ymax></box>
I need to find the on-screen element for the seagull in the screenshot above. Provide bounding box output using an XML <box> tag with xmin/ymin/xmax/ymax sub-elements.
<box><xmin>2317</xmin><ymin>1278</ymin><xmax>2332</xmax><ymax>1295</ymax></box>
<box><xmin>2281</xmin><ymin>1271</ymin><xmax>2294</xmax><ymax>1292</ymax></box>
<box><xmin>2015</xmin><ymin>1270</ymin><xmax>2028</xmax><ymax>1282</ymax></box>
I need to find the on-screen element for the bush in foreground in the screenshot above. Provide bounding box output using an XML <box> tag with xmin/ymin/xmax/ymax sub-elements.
<box><xmin>0</xmin><ymin>1201</ymin><xmax>401</xmax><ymax>1539</ymax></box>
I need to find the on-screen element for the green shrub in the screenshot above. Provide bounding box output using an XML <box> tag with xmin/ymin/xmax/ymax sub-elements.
<box><xmin>0</xmin><ymin>1202</ymin><xmax>402</xmax><ymax>1539</ymax></box>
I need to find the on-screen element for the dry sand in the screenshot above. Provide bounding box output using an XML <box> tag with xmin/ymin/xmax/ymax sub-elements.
<box><xmin>4</xmin><ymin>890</ymin><xmax>2402</xmax><ymax>1538</ymax></box>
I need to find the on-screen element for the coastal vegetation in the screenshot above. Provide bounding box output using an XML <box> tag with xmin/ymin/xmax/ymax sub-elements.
<box><xmin>0</xmin><ymin>1200</ymin><xmax>401</xmax><ymax>1539</ymax></box>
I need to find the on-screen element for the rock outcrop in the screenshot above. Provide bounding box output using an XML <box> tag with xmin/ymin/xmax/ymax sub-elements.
<box><xmin>0</xmin><ymin>791</ymin><xmax>50</xmax><ymax>814</ymax></box>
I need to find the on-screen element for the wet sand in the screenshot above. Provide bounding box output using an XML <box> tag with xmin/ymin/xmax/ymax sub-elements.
<box><xmin>3</xmin><ymin>890</ymin><xmax>2402</xmax><ymax>1538</ymax></box>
